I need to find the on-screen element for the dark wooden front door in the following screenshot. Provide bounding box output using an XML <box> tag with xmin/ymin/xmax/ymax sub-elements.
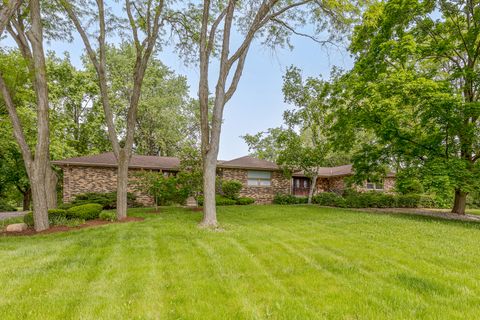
<box><xmin>293</xmin><ymin>177</ymin><xmax>311</xmax><ymax>196</ymax></box>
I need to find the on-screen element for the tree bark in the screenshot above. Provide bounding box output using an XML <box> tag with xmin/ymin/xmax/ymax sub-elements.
<box><xmin>46</xmin><ymin>166</ymin><xmax>58</xmax><ymax>209</ymax></box>
<box><xmin>0</xmin><ymin>0</ymin><xmax>21</xmax><ymax>35</ymax></box>
<box><xmin>308</xmin><ymin>175</ymin><xmax>317</xmax><ymax>204</ymax></box>
<box><xmin>451</xmin><ymin>189</ymin><xmax>467</xmax><ymax>215</ymax></box>
<box><xmin>30</xmin><ymin>169</ymin><xmax>49</xmax><ymax>231</ymax></box>
<box><xmin>200</xmin><ymin>150</ymin><xmax>219</xmax><ymax>227</ymax></box>
<box><xmin>116</xmin><ymin>150</ymin><xmax>129</xmax><ymax>219</ymax></box>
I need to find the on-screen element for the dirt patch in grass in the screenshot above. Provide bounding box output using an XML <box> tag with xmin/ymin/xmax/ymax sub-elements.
<box><xmin>1</xmin><ymin>217</ymin><xmax>144</xmax><ymax>237</ymax></box>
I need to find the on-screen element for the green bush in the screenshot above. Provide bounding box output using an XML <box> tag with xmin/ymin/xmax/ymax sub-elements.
<box><xmin>312</xmin><ymin>192</ymin><xmax>346</xmax><ymax>207</ymax></box>
<box><xmin>221</xmin><ymin>180</ymin><xmax>243</xmax><ymax>200</ymax></box>
<box><xmin>72</xmin><ymin>192</ymin><xmax>139</xmax><ymax>209</ymax></box>
<box><xmin>48</xmin><ymin>209</ymin><xmax>67</xmax><ymax>219</ymax></box>
<box><xmin>197</xmin><ymin>195</ymin><xmax>237</xmax><ymax>206</ymax></box>
<box><xmin>273</xmin><ymin>194</ymin><xmax>308</xmax><ymax>204</ymax></box>
<box><xmin>23</xmin><ymin>212</ymin><xmax>34</xmax><ymax>227</ymax></box>
<box><xmin>66</xmin><ymin>203</ymin><xmax>103</xmax><ymax>220</ymax></box>
<box><xmin>99</xmin><ymin>211</ymin><xmax>117</xmax><ymax>222</ymax></box>
<box><xmin>58</xmin><ymin>203</ymin><xmax>74</xmax><ymax>210</ymax></box>
<box><xmin>0</xmin><ymin>201</ymin><xmax>17</xmax><ymax>212</ymax></box>
<box><xmin>236</xmin><ymin>197</ymin><xmax>255</xmax><ymax>205</ymax></box>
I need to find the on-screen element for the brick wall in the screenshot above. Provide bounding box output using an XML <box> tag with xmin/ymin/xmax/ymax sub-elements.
<box><xmin>220</xmin><ymin>168</ymin><xmax>291</xmax><ymax>204</ymax></box>
<box><xmin>62</xmin><ymin>166</ymin><xmax>154</xmax><ymax>206</ymax></box>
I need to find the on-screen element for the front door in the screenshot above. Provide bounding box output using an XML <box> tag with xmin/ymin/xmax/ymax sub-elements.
<box><xmin>293</xmin><ymin>177</ymin><xmax>311</xmax><ymax>196</ymax></box>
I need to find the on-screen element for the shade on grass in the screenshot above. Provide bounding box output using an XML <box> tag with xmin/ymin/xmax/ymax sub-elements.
<box><xmin>1</xmin><ymin>205</ymin><xmax>480</xmax><ymax>319</ymax></box>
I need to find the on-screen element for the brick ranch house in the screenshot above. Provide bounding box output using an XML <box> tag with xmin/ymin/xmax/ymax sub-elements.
<box><xmin>53</xmin><ymin>152</ymin><xmax>395</xmax><ymax>205</ymax></box>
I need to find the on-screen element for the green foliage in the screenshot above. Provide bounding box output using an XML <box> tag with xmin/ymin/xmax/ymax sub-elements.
<box><xmin>197</xmin><ymin>195</ymin><xmax>238</xmax><ymax>206</ymax></box>
<box><xmin>48</xmin><ymin>209</ymin><xmax>67</xmax><ymax>220</ymax></box>
<box><xmin>221</xmin><ymin>180</ymin><xmax>243</xmax><ymax>200</ymax></box>
<box><xmin>99</xmin><ymin>211</ymin><xmax>117</xmax><ymax>222</ymax></box>
<box><xmin>66</xmin><ymin>204</ymin><xmax>103</xmax><ymax>220</ymax></box>
<box><xmin>0</xmin><ymin>201</ymin><xmax>17</xmax><ymax>212</ymax></box>
<box><xmin>273</xmin><ymin>194</ymin><xmax>308</xmax><ymax>205</ymax></box>
<box><xmin>236</xmin><ymin>197</ymin><xmax>255</xmax><ymax>205</ymax></box>
<box><xmin>72</xmin><ymin>192</ymin><xmax>138</xmax><ymax>209</ymax></box>
<box><xmin>276</xmin><ymin>191</ymin><xmax>439</xmax><ymax>209</ymax></box>
<box><xmin>312</xmin><ymin>192</ymin><xmax>346</xmax><ymax>207</ymax></box>
<box><xmin>23</xmin><ymin>212</ymin><xmax>34</xmax><ymax>227</ymax></box>
<box><xmin>135</xmin><ymin>170</ymin><xmax>198</xmax><ymax>206</ymax></box>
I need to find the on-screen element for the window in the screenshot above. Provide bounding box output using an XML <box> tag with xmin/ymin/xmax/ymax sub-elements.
<box><xmin>366</xmin><ymin>180</ymin><xmax>384</xmax><ymax>190</ymax></box>
<box><xmin>247</xmin><ymin>170</ymin><xmax>272</xmax><ymax>187</ymax></box>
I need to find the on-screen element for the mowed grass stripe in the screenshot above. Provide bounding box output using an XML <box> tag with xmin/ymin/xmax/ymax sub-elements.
<box><xmin>2</xmin><ymin>205</ymin><xmax>480</xmax><ymax>319</ymax></box>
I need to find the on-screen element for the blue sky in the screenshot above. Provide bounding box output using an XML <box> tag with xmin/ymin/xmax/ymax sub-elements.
<box><xmin>6</xmin><ymin>27</ymin><xmax>353</xmax><ymax>160</ymax></box>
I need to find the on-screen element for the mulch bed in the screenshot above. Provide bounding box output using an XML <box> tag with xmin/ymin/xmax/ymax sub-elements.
<box><xmin>1</xmin><ymin>217</ymin><xmax>144</xmax><ymax>237</ymax></box>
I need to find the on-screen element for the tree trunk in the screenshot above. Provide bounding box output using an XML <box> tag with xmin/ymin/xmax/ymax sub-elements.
<box><xmin>30</xmin><ymin>167</ymin><xmax>49</xmax><ymax>231</ymax></box>
<box><xmin>46</xmin><ymin>166</ymin><xmax>58</xmax><ymax>209</ymax></box>
<box><xmin>308</xmin><ymin>175</ymin><xmax>317</xmax><ymax>204</ymax></box>
<box><xmin>116</xmin><ymin>150</ymin><xmax>129</xmax><ymax>220</ymax></box>
<box><xmin>22</xmin><ymin>188</ymin><xmax>31</xmax><ymax>211</ymax></box>
<box><xmin>451</xmin><ymin>189</ymin><xmax>467</xmax><ymax>215</ymax></box>
<box><xmin>200</xmin><ymin>150</ymin><xmax>218</xmax><ymax>227</ymax></box>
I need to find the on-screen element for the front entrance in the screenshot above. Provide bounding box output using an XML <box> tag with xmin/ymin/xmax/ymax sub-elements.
<box><xmin>293</xmin><ymin>177</ymin><xmax>311</xmax><ymax>196</ymax></box>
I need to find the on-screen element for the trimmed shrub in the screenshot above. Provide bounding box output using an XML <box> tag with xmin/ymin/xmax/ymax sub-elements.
<box><xmin>72</xmin><ymin>192</ymin><xmax>139</xmax><ymax>209</ymax></box>
<box><xmin>66</xmin><ymin>203</ymin><xmax>103</xmax><ymax>220</ymax></box>
<box><xmin>312</xmin><ymin>192</ymin><xmax>346</xmax><ymax>207</ymax></box>
<box><xmin>48</xmin><ymin>209</ymin><xmax>67</xmax><ymax>219</ymax></box>
<box><xmin>197</xmin><ymin>195</ymin><xmax>237</xmax><ymax>206</ymax></box>
<box><xmin>23</xmin><ymin>212</ymin><xmax>34</xmax><ymax>227</ymax></box>
<box><xmin>58</xmin><ymin>203</ymin><xmax>74</xmax><ymax>210</ymax></box>
<box><xmin>236</xmin><ymin>197</ymin><xmax>255</xmax><ymax>205</ymax></box>
<box><xmin>273</xmin><ymin>194</ymin><xmax>308</xmax><ymax>205</ymax></box>
<box><xmin>221</xmin><ymin>180</ymin><xmax>243</xmax><ymax>200</ymax></box>
<box><xmin>99</xmin><ymin>211</ymin><xmax>117</xmax><ymax>222</ymax></box>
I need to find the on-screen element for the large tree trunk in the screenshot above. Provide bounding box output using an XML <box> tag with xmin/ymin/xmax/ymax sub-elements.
<box><xmin>116</xmin><ymin>150</ymin><xmax>129</xmax><ymax>220</ymax></box>
<box><xmin>200</xmin><ymin>150</ymin><xmax>218</xmax><ymax>227</ymax></box>
<box><xmin>30</xmin><ymin>167</ymin><xmax>49</xmax><ymax>231</ymax></box>
<box><xmin>46</xmin><ymin>166</ymin><xmax>58</xmax><ymax>209</ymax></box>
<box><xmin>308</xmin><ymin>175</ymin><xmax>318</xmax><ymax>204</ymax></box>
<box><xmin>451</xmin><ymin>189</ymin><xmax>467</xmax><ymax>215</ymax></box>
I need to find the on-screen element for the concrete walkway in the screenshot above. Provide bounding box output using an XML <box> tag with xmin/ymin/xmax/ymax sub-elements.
<box><xmin>0</xmin><ymin>211</ymin><xmax>27</xmax><ymax>221</ymax></box>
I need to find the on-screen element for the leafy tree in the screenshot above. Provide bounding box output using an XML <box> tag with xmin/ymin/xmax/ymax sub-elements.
<box><xmin>242</xmin><ymin>127</ymin><xmax>285</xmax><ymax>162</ymax></box>
<box><xmin>341</xmin><ymin>0</ymin><xmax>480</xmax><ymax>214</ymax></box>
<box><xmin>0</xmin><ymin>0</ymin><xmax>60</xmax><ymax>231</ymax></box>
<box><xmin>60</xmin><ymin>0</ymin><xmax>169</xmax><ymax>219</ymax></box>
<box><xmin>178</xmin><ymin>0</ymin><xmax>360</xmax><ymax>227</ymax></box>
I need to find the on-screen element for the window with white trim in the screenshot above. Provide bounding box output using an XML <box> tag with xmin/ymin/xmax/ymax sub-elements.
<box><xmin>366</xmin><ymin>180</ymin><xmax>384</xmax><ymax>190</ymax></box>
<box><xmin>247</xmin><ymin>170</ymin><xmax>272</xmax><ymax>187</ymax></box>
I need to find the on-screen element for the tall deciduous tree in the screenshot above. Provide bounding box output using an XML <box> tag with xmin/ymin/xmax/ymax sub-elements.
<box><xmin>344</xmin><ymin>0</ymin><xmax>480</xmax><ymax>214</ymax></box>
<box><xmin>60</xmin><ymin>0</ymin><xmax>168</xmax><ymax>219</ymax></box>
<box><xmin>0</xmin><ymin>0</ymin><xmax>58</xmax><ymax>231</ymax></box>
<box><xmin>192</xmin><ymin>0</ymin><xmax>358</xmax><ymax>227</ymax></box>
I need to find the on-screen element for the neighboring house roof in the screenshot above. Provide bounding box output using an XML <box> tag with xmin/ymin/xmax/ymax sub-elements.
<box><xmin>293</xmin><ymin>164</ymin><xmax>395</xmax><ymax>178</ymax></box>
<box><xmin>52</xmin><ymin>152</ymin><xmax>180</xmax><ymax>170</ymax></box>
<box><xmin>217</xmin><ymin>156</ymin><xmax>280</xmax><ymax>171</ymax></box>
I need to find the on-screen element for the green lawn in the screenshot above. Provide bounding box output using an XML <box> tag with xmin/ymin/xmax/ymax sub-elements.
<box><xmin>1</xmin><ymin>206</ymin><xmax>480</xmax><ymax>319</ymax></box>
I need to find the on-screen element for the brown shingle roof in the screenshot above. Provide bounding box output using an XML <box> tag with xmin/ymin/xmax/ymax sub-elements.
<box><xmin>217</xmin><ymin>156</ymin><xmax>279</xmax><ymax>171</ymax></box>
<box><xmin>52</xmin><ymin>152</ymin><xmax>180</xmax><ymax>170</ymax></box>
<box><xmin>293</xmin><ymin>164</ymin><xmax>395</xmax><ymax>178</ymax></box>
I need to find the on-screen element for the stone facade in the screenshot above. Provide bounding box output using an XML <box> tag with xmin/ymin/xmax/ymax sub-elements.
<box><xmin>62</xmin><ymin>166</ymin><xmax>154</xmax><ymax>206</ymax></box>
<box><xmin>220</xmin><ymin>168</ymin><xmax>291</xmax><ymax>204</ymax></box>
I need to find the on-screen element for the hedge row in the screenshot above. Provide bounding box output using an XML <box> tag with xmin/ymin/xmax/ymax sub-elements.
<box><xmin>23</xmin><ymin>203</ymin><xmax>104</xmax><ymax>227</ymax></box>
<box><xmin>197</xmin><ymin>195</ymin><xmax>255</xmax><ymax>206</ymax></box>
<box><xmin>59</xmin><ymin>192</ymin><xmax>139</xmax><ymax>210</ymax></box>
<box><xmin>273</xmin><ymin>192</ymin><xmax>438</xmax><ymax>208</ymax></box>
